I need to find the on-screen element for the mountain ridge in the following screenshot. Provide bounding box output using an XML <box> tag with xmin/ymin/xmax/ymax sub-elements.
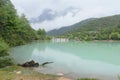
<box><xmin>47</xmin><ymin>14</ymin><xmax>120</xmax><ymax>36</ymax></box>
<box><xmin>47</xmin><ymin>18</ymin><xmax>96</xmax><ymax>36</ymax></box>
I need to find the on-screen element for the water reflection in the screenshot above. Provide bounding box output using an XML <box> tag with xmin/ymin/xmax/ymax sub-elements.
<box><xmin>31</xmin><ymin>47</ymin><xmax>120</xmax><ymax>76</ymax></box>
<box><xmin>10</xmin><ymin>41</ymin><xmax>120</xmax><ymax>79</ymax></box>
<box><xmin>10</xmin><ymin>42</ymin><xmax>47</xmax><ymax>63</ymax></box>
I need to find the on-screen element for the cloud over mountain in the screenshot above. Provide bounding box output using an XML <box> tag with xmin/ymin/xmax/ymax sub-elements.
<box><xmin>30</xmin><ymin>7</ymin><xmax>80</xmax><ymax>23</ymax></box>
<box><xmin>11</xmin><ymin>0</ymin><xmax>120</xmax><ymax>31</ymax></box>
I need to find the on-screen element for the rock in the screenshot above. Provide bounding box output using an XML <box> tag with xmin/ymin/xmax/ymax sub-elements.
<box><xmin>41</xmin><ymin>62</ymin><xmax>53</xmax><ymax>66</ymax></box>
<box><xmin>18</xmin><ymin>60</ymin><xmax>39</xmax><ymax>67</ymax></box>
<box><xmin>16</xmin><ymin>71</ymin><xmax>22</xmax><ymax>74</ymax></box>
<box><xmin>14</xmin><ymin>70</ymin><xmax>22</xmax><ymax>74</ymax></box>
<box><xmin>34</xmin><ymin>63</ymin><xmax>39</xmax><ymax>67</ymax></box>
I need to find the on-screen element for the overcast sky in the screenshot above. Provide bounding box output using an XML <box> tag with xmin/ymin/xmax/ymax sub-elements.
<box><xmin>11</xmin><ymin>0</ymin><xmax>120</xmax><ymax>31</ymax></box>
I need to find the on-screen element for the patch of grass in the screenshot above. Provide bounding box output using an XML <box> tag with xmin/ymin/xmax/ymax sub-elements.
<box><xmin>0</xmin><ymin>66</ymin><xmax>23</xmax><ymax>71</ymax></box>
<box><xmin>0</xmin><ymin>66</ymin><xmax>57</xmax><ymax>80</ymax></box>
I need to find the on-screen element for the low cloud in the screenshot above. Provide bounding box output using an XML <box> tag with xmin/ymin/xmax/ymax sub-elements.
<box><xmin>30</xmin><ymin>7</ymin><xmax>80</xmax><ymax>23</ymax></box>
<box><xmin>31</xmin><ymin>9</ymin><xmax>57</xmax><ymax>23</ymax></box>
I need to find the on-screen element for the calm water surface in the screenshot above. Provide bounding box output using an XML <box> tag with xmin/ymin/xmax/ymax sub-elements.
<box><xmin>10</xmin><ymin>41</ymin><xmax>120</xmax><ymax>80</ymax></box>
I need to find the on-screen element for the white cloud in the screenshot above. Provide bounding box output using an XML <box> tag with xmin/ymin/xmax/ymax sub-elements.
<box><xmin>11</xmin><ymin>0</ymin><xmax>120</xmax><ymax>31</ymax></box>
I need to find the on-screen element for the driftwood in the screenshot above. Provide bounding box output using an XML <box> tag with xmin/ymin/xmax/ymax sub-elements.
<box><xmin>18</xmin><ymin>60</ymin><xmax>53</xmax><ymax>67</ymax></box>
<box><xmin>41</xmin><ymin>62</ymin><xmax>53</xmax><ymax>66</ymax></box>
<box><xmin>18</xmin><ymin>60</ymin><xmax>39</xmax><ymax>67</ymax></box>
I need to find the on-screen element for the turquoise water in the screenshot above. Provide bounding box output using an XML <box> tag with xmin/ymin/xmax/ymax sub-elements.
<box><xmin>10</xmin><ymin>41</ymin><xmax>120</xmax><ymax>80</ymax></box>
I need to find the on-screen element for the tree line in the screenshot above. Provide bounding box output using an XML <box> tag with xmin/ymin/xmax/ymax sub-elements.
<box><xmin>62</xmin><ymin>26</ymin><xmax>120</xmax><ymax>41</ymax></box>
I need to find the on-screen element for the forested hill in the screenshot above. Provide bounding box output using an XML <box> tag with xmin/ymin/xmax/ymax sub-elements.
<box><xmin>47</xmin><ymin>18</ymin><xmax>95</xmax><ymax>36</ymax></box>
<box><xmin>47</xmin><ymin>15</ymin><xmax>120</xmax><ymax>38</ymax></box>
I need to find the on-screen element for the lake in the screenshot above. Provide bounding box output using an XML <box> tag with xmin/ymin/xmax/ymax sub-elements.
<box><xmin>10</xmin><ymin>41</ymin><xmax>120</xmax><ymax>80</ymax></box>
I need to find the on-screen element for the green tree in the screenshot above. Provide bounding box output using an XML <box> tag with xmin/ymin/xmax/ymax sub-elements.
<box><xmin>16</xmin><ymin>14</ymin><xmax>37</xmax><ymax>42</ymax></box>
<box><xmin>0</xmin><ymin>38</ymin><xmax>13</xmax><ymax>68</ymax></box>
<box><xmin>0</xmin><ymin>0</ymin><xmax>37</xmax><ymax>46</ymax></box>
<box><xmin>37</xmin><ymin>29</ymin><xmax>46</xmax><ymax>40</ymax></box>
<box><xmin>109</xmin><ymin>32</ymin><xmax>120</xmax><ymax>40</ymax></box>
<box><xmin>37</xmin><ymin>29</ymin><xmax>46</xmax><ymax>36</ymax></box>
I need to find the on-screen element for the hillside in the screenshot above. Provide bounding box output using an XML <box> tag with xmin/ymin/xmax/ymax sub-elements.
<box><xmin>47</xmin><ymin>15</ymin><xmax>120</xmax><ymax>36</ymax></box>
<box><xmin>47</xmin><ymin>18</ymin><xmax>95</xmax><ymax>36</ymax></box>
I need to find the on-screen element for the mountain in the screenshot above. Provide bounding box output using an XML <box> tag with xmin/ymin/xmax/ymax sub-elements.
<box><xmin>47</xmin><ymin>15</ymin><xmax>120</xmax><ymax>36</ymax></box>
<box><xmin>47</xmin><ymin>18</ymin><xmax>95</xmax><ymax>36</ymax></box>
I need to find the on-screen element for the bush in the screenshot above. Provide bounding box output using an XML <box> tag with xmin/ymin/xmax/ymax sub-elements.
<box><xmin>0</xmin><ymin>38</ymin><xmax>13</xmax><ymax>68</ymax></box>
<box><xmin>0</xmin><ymin>58</ymin><xmax>13</xmax><ymax>68</ymax></box>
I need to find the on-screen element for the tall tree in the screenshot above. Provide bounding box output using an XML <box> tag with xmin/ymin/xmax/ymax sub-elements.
<box><xmin>37</xmin><ymin>29</ymin><xmax>46</xmax><ymax>40</ymax></box>
<box><xmin>0</xmin><ymin>0</ymin><xmax>37</xmax><ymax>46</ymax></box>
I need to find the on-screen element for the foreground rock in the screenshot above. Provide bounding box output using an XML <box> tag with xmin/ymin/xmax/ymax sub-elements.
<box><xmin>18</xmin><ymin>60</ymin><xmax>39</xmax><ymax>67</ymax></box>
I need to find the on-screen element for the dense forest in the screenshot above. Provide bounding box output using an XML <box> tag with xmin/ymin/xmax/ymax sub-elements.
<box><xmin>47</xmin><ymin>15</ymin><xmax>120</xmax><ymax>40</ymax></box>
<box><xmin>0</xmin><ymin>0</ymin><xmax>48</xmax><ymax>68</ymax></box>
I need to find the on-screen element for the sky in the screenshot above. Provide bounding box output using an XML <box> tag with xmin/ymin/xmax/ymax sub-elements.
<box><xmin>11</xmin><ymin>0</ymin><xmax>120</xmax><ymax>31</ymax></box>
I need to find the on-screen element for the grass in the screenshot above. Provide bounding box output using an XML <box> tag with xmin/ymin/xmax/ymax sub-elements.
<box><xmin>0</xmin><ymin>66</ymin><xmax>100</xmax><ymax>80</ymax></box>
<box><xmin>0</xmin><ymin>66</ymin><xmax>58</xmax><ymax>80</ymax></box>
<box><xmin>77</xmin><ymin>78</ymin><xmax>98</xmax><ymax>80</ymax></box>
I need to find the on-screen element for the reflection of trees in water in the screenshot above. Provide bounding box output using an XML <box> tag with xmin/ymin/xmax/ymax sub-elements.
<box><xmin>10</xmin><ymin>42</ymin><xmax>47</xmax><ymax>64</ymax></box>
<box><xmin>10</xmin><ymin>41</ymin><xmax>120</xmax><ymax>65</ymax></box>
<box><xmin>34</xmin><ymin>41</ymin><xmax>48</xmax><ymax>51</ymax></box>
<box><xmin>47</xmin><ymin>41</ymin><xmax>120</xmax><ymax>65</ymax></box>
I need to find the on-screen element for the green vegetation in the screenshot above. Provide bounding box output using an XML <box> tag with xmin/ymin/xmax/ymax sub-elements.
<box><xmin>77</xmin><ymin>78</ymin><xmax>98</xmax><ymax>80</ymax></box>
<box><xmin>37</xmin><ymin>29</ymin><xmax>51</xmax><ymax>40</ymax></box>
<box><xmin>64</xmin><ymin>27</ymin><xmax>120</xmax><ymax>41</ymax></box>
<box><xmin>0</xmin><ymin>38</ymin><xmax>13</xmax><ymax>68</ymax></box>
<box><xmin>0</xmin><ymin>0</ymin><xmax>37</xmax><ymax>46</ymax></box>
<box><xmin>0</xmin><ymin>0</ymin><xmax>48</xmax><ymax>68</ymax></box>
<box><xmin>0</xmin><ymin>66</ymin><xmax>58</xmax><ymax>80</ymax></box>
<box><xmin>47</xmin><ymin>15</ymin><xmax>120</xmax><ymax>40</ymax></box>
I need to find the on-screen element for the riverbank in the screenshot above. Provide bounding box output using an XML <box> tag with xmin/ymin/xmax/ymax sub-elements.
<box><xmin>34</xmin><ymin>66</ymin><xmax>117</xmax><ymax>80</ymax></box>
<box><xmin>93</xmin><ymin>40</ymin><xmax>120</xmax><ymax>42</ymax></box>
<box><xmin>0</xmin><ymin>66</ymin><xmax>71</xmax><ymax>80</ymax></box>
<box><xmin>1</xmin><ymin>65</ymin><xmax>118</xmax><ymax>80</ymax></box>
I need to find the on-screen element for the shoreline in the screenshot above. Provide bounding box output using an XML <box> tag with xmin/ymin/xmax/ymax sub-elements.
<box><xmin>34</xmin><ymin>66</ymin><xmax>118</xmax><ymax>80</ymax></box>
<box><xmin>93</xmin><ymin>40</ymin><xmax>120</xmax><ymax>42</ymax></box>
<box><xmin>0</xmin><ymin>65</ymin><xmax>119</xmax><ymax>80</ymax></box>
<box><xmin>0</xmin><ymin>66</ymin><xmax>71</xmax><ymax>80</ymax></box>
